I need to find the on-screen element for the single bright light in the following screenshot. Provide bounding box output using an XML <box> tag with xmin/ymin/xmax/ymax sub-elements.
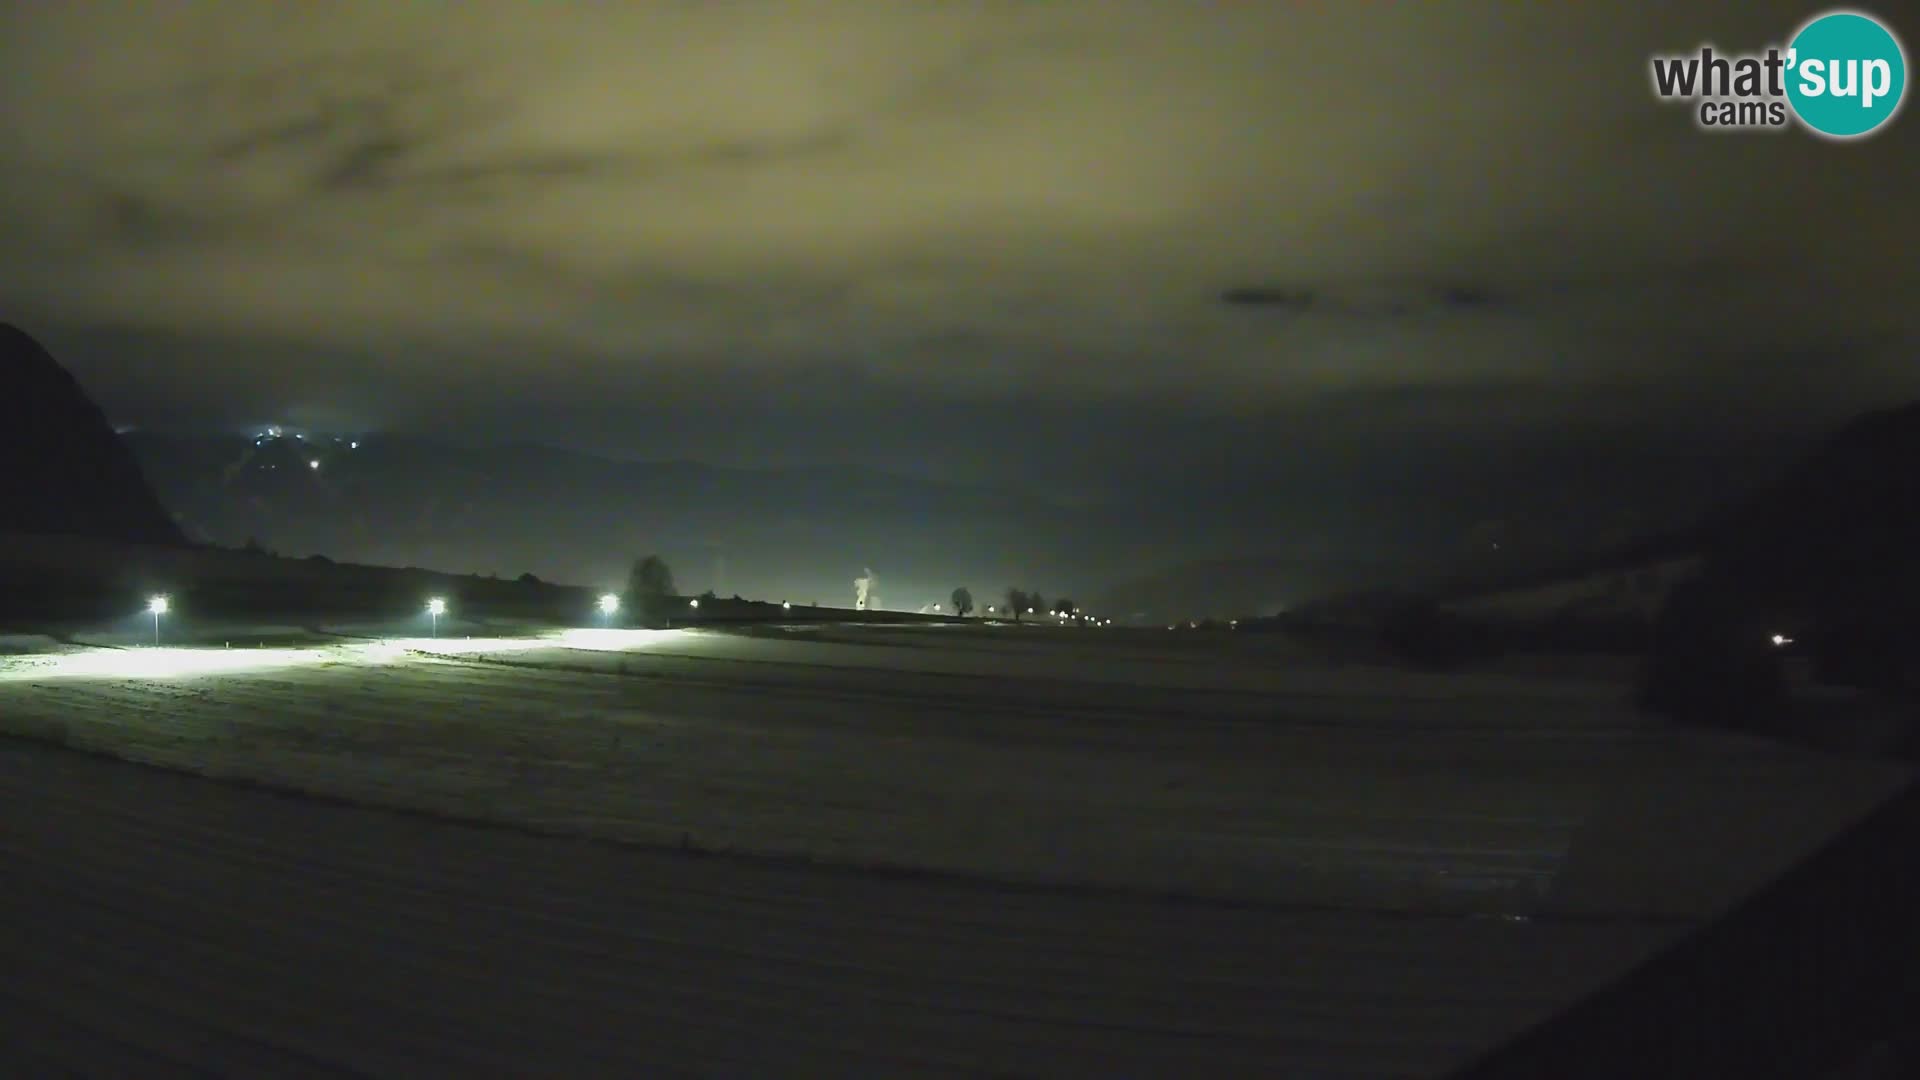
<box><xmin>427</xmin><ymin>598</ymin><xmax>447</xmax><ymax>616</ymax></box>
<box><xmin>309</xmin><ymin>459</ymin><xmax>320</xmax><ymax>470</ymax></box>
<box><xmin>1027</xmin><ymin>607</ymin><xmax>1035</xmax><ymax>614</ymax></box>
<box><xmin>689</xmin><ymin>598</ymin><xmax>700</xmax><ymax>609</ymax></box>
<box><xmin>782</xmin><ymin>601</ymin><xmax>792</xmax><ymax>609</ymax></box>
<box><xmin>350</xmin><ymin>441</ymin><xmax>359</xmax><ymax>449</ymax></box>
<box><xmin>148</xmin><ymin>595</ymin><xmax>169</xmax><ymax>615</ymax></box>
<box><xmin>598</xmin><ymin>593</ymin><xmax>620</xmax><ymax>615</ymax></box>
<box><xmin>1771</xmin><ymin>633</ymin><xmax>1794</xmax><ymax>647</ymax></box>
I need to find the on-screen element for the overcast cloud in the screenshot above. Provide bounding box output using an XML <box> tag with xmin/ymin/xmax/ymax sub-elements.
<box><xmin>2</xmin><ymin>0</ymin><xmax>1914</xmax><ymax>497</ymax></box>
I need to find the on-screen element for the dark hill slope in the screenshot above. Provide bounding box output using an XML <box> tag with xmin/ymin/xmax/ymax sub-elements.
<box><xmin>0</xmin><ymin>323</ymin><xmax>183</xmax><ymax>545</ymax></box>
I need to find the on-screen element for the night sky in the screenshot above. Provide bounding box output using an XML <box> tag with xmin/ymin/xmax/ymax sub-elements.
<box><xmin>3</xmin><ymin>1</ymin><xmax>1915</xmax><ymax>525</ymax></box>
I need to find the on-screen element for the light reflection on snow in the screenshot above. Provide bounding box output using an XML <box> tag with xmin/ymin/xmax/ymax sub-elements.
<box><xmin>550</xmin><ymin>628</ymin><xmax>684</xmax><ymax>651</ymax></box>
<box><xmin>0</xmin><ymin>628</ymin><xmax>691</xmax><ymax>681</ymax></box>
<box><xmin>0</xmin><ymin>646</ymin><xmax>337</xmax><ymax>681</ymax></box>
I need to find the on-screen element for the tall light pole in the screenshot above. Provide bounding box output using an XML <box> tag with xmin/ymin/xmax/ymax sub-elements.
<box><xmin>598</xmin><ymin>593</ymin><xmax>620</xmax><ymax>628</ymax></box>
<box><xmin>427</xmin><ymin>597</ymin><xmax>446</xmax><ymax>638</ymax></box>
<box><xmin>148</xmin><ymin>595</ymin><xmax>169</xmax><ymax>646</ymax></box>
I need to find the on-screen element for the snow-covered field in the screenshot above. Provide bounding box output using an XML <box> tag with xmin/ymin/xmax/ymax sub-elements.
<box><xmin>0</xmin><ymin>622</ymin><xmax>1910</xmax><ymax>1075</ymax></box>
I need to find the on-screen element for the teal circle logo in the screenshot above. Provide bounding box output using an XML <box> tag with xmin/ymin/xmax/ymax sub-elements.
<box><xmin>1786</xmin><ymin>10</ymin><xmax>1907</xmax><ymax>138</ymax></box>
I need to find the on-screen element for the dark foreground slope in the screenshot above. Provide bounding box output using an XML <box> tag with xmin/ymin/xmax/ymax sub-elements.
<box><xmin>0</xmin><ymin>741</ymin><xmax>1659</xmax><ymax>1078</ymax></box>
<box><xmin>0</xmin><ymin>324</ymin><xmax>183</xmax><ymax>546</ymax></box>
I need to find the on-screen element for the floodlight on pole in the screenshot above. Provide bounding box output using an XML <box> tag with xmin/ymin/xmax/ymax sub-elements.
<box><xmin>148</xmin><ymin>595</ymin><xmax>169</xmax><ymax>646</ymax></box>
<box><xmin>598</xmin><ymin>593</ymin><xmax>619</xmax><ymax>626</ymax></box>
<box><xmin>427</xmin><ymin>597</ymin><xmax>447</xmax><ymax>636</ymax></box>
<box><xmin>689</xmin><ymin>598</ymin><xmax>700</xmax><ymax>609</ymax></box>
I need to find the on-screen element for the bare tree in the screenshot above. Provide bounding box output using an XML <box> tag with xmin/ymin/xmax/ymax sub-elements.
<box><xmin>951</xmin><ymin>586</ymin><xmax>974</xmax><ymax>617</ymax></box>
<box><xmin>1005</xmin><ymin>588</ymin><xmax>1028</xmax><ymax>623</ymax></box>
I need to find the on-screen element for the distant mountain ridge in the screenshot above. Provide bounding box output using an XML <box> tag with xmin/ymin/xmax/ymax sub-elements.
<box><xmin>122</xmin><ymin>430</ymin><xmax>1118</xmax><ymax>605</ymax></box>
<box><xmin>0</xmin><ymin>323</ymin><xmax>184</xmax><ymax>546</ymax></box>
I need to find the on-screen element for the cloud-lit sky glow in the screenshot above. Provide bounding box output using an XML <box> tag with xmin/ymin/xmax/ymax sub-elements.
<box><xmin>2</xmin><ymin>0</ymin><xmax>1914</xmax><ymax>499</ymax></box>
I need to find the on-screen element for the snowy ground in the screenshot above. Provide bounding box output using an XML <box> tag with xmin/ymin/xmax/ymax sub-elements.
<box><xmin>0</xmin><ymin>622</ymin><xmax>1910</xmax><ymax>1076</ymax></box>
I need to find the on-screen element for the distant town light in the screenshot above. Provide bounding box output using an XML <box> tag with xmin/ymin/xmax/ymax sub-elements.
<box><xmin>1771</xmin><ymin>633</ymin><xmax>1794</xmax><ymax>647</ymax></box>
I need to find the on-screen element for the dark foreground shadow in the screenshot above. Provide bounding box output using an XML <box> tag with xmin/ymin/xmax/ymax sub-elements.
<box><xmin>1449</xmin><ymin>777</ymin><xmax>1920</xmax><ymax>1079</ymax></box>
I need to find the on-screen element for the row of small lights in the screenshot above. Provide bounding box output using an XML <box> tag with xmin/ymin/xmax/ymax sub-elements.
<box><xmin>140</xmin><ymin>591</ymin><xmax>806</xmax><ymax>643</ymax></box>
<box><xmin>129</xmin><ymin>595</ymin><xmax>1808</xmax><ymax>647</ymax></box>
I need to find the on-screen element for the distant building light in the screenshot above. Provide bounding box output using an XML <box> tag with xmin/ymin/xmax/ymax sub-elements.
<box><xmin>309</xmin><ymin>460</ymin><xmax>320</xmax><ymax>470</ymax></box>
<box><xmin>350</xmin><ymin>441</ymin><xmax>358</xmax><ymax>449</ymax></box>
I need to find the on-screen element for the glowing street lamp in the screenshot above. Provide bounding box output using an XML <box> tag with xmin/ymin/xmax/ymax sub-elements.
<box><xmin>598</xmin><ymin>593</ymin><xmax>620</xmax><ymax>626</ymax></box>
<box><xmin>427</xmin><ymin>597</ymin><xmax>447</xmax><ymax>637</ymax></box>
<box><xmin>147</xmin><ymin>595</ymin><xmax>169</xmax><ymax>646</ymax></box>
<box><xmin>782</xmin><ymin>601</ymin><xmax>792</xmax><ymax>610</ymax></box>
<box><xmin>689</xmin><ymin>598</ymin><xmax>700</xmax><ymax>610</ymax></box>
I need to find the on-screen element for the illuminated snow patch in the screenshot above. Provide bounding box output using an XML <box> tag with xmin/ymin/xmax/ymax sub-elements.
<box><xmin>0</xmin><ymin>646</ymin><xmax>337</xmax><ymax>681</ymax></box>
<box><xmin>549</xmin><ymin>628</ymin><xmax>686</xmax><ymax>651</ymax></box>
<box><xmin>367</xmin><ymin>636</ymin><xmax>555</xmax><ymax>657</ymax></box>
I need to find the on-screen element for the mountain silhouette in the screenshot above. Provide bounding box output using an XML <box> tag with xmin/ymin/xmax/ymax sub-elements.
<box><xmin>0</xmin><ymin>323</ymin><xmax>184</xmax><ymax>546</ymax></box>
